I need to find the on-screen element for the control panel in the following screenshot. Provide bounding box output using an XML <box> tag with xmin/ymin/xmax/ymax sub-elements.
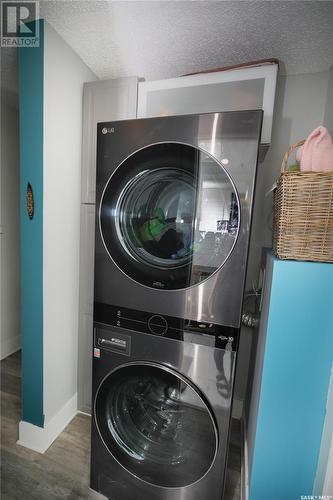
<box><xmin>94</xmin><ymin>327</ymin><xmax>131</xmax><ymax>356</ymax></box>
<box><xmin>94</xmin><ymin>302</ymin><xmax>239</xmax><ymax>351</ymax></box>
<box><xmin>147</xmin><ymin>315</ymin><xmax>168</xmax><ymax>336</ymax></box>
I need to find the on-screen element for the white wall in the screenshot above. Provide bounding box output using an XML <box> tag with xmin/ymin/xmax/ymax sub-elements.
<box><xmin>313</xmin><ymin>65</ymin><xmax>333</xmax><ymax>497</ymax></box>
<box><xmin>262</xmin><ymin>70</ymin><xmax>329</xmax><ymax>247</ymax></box>
<box><xmin>0</xmin><ymin>97</ymin><xmax>20</xmax><ymax>360</ymax></box>
<box><xmin>236</xmin><ymin>70</ymin><xmax>330</xmax><ymax>405</ymax></box>
<box><xmin>324</xmin><ymin>64</ymin><xmax>333</xmax><ymax>133</ymax></box>
<box><xmin>243</xmin><ymin>68</ymin><xmax>332</xmax><ymax>496</ymax></box>
<box><xmin>43</xmin><ymin>22</ymin><xmax>97</xmax><ymax>425</ymax></box>
<box><xmin>250</xmin><ymin>70</ymin><xmax>329</xmax><ymax>277</ymax></box>
<box><xmin>245</xmin><ymin>252</ymin><xmax>274</xmax><ymax>486</ymax></box>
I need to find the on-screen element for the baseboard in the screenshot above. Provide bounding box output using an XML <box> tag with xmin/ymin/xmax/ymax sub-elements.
<box><xmin>0</xmin><ymin>334</ymin><xmax>20</xmax><ymax>360</ymax></box>
<box><xmin>242</xmin><ymin>418</ymin><xmax>249</xmax><ymax>500</ymax></box>
<box><xmin>17</xmin><ymin>393</ymin><xmax>77</xmax><ymax>453</ymax></box>
<box><xmin>232</xmin><ymin>398</ymin><xmax>244</xmax><ymax>420</ymax></box>
<box><xmin>77</xmin><ymin>410</ymin><xmax>91</xmax><ymax>417</ymax></box>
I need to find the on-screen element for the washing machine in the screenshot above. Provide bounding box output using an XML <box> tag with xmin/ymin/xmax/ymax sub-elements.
<box><xmin>91</xmin><ymin>110</ymin><xmax>262</xmax><ymax>499</ymax></box>
<box><xmin>91</xmin><ymin>319</ymin><xmax>239</xmax><ymax>500</ymax></box>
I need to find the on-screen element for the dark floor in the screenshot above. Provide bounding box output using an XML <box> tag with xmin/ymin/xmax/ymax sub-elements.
<box><xmin>1</xmin><ymin>351</ymin><xmax>241</xmax><ymax>499</ymax></box>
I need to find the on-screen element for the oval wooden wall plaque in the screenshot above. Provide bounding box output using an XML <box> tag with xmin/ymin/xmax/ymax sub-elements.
<box><xmin>27</xmin><ymin>183</ymin><xmax>34</xmax><ymax>220</ymax></box>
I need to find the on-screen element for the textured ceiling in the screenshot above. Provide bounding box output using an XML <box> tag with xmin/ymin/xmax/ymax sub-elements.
<box><xmin>2</xmin><ymin>0</ymin><xmax>333</xmax><ymax>98</ymax></box>
<box><xmin>39</xmin><ymin>0</ymin><xmax>333</xmax><ymax>80</ymax></box>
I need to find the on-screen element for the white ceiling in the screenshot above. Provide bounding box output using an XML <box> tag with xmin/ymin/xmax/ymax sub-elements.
<box><xmin>40</xmin><ymin>0</ymin><xmax>333</xmax><ymax>80</ymax></box>
<box><xmin>2</xmin><ymin>0</ymin><xmax>333</xmax><ymax>99</ymax></box>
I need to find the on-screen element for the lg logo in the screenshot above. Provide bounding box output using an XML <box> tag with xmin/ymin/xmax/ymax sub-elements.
<box><xmin>1</xmin><ymin>1</ymin><xmax>39</xmax><ymax>47</ymax></box>
<box><xmin>102</xmin><ymin>127</ymin><xmax>115</xmax><ymax>135</ymax></box>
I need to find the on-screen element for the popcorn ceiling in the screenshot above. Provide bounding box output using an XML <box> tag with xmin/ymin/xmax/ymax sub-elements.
<box><xmin>39</xmin><ymin>0</ymin><xmax>333</xmax><ymax>80</ymax></box>
<box><xmin>2</xmin><ymin>0</ymin><xmax>333</xmax><ymax>97</ymax></box>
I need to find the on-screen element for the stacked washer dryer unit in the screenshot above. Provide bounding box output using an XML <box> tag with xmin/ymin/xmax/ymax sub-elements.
<box><xmin>91</xmin><ymin>110</ymin><xmax>262</xmax><ymax>500</ymax></box>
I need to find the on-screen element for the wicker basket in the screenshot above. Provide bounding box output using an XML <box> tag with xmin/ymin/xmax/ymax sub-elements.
<box><xmin>274</xmin><ymin>140</ymin><xmax>333</xmax><ymax>262</ymax></box>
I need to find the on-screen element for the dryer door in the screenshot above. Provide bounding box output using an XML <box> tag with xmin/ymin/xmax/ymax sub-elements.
<box><xmin>99</xmin><ymin>142</ymin><xmax>239</xmax><ymax>290</ymax></box>
<box><xmin>94</xmin><ymin>362</ymin><xmax>218</xmax><ymax>488</ymax></box>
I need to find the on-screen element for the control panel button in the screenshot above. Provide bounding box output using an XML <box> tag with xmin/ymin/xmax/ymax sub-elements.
<box><xmin>147</xmin><ymin>315</ymin><xmax>168</xmax><ymax>336</ymax></box>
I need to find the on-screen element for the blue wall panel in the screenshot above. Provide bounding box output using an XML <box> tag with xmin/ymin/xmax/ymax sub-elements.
<box><xmin>19</xmin><ymin>20</ymin><xmax>44</xmax><ymax>427</ymax></box>
<box><xmin>250</xmin><ymin>255</ymin><xmax>333</xmax><ymax>499</ymax></box>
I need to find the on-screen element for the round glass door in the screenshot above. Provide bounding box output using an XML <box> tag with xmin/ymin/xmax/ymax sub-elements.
<box><xmin>95</xmin><ymin>363</ymin><xmax>218</xmax><ymax>488</ymax></box>
<box><xmin>100</xmin><ymin>143</ymin><xmax>239</xmax><ymax>290</ymax></box>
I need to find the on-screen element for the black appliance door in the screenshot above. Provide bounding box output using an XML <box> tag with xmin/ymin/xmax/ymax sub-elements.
<box><xmin>94</xmin><ymin>362</ymin><xmax>218</xmax><ymax>488</ymax></box>
<box><xmin>99</xmin><ymin>142</ymin><xmax>239</xmax><ymax>290</ymax></box>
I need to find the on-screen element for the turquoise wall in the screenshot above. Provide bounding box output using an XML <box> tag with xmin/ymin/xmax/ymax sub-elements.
<box><xmin>19</xmin><ymin>20</ymin><xmax>44</xmax><ymax>427</ymax></box>
<box><xmin>250</xmin><ymin>256</ymin><xmax>333</xmax><ymax>499</ymax></box>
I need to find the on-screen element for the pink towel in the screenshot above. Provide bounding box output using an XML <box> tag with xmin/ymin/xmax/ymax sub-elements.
<box><xmin>296</xmin><ymin>126</ymin><xmax>333</xmax><ymax>172</ymax></box>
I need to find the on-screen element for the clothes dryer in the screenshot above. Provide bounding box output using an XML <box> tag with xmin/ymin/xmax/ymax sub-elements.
<box><xmin>94</xmin><ymin>110</ymin><xmax>262</xmax><ymax>329</ymax></box>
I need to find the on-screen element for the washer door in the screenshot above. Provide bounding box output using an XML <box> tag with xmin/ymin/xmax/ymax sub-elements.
<box><xmin>95</xmin><ymin>363</ymin><xmax>218</xmax><ymax>488</ymax></box>
<box><xmin>100</xmin><ymin>143</ymin><xmax>239</xmax><ymax>290</ymax></box>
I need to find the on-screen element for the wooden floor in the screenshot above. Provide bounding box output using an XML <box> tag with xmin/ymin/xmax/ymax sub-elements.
<box><xmin>1</xmin><ymin>351</ymin><xmax>241</xmax><ymax>500</ymax></box>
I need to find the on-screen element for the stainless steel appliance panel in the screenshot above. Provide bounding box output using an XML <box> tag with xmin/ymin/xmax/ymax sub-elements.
<box><xmin>94</xmin><ymin>111</ymin><xmax>262</xmax><ymax>328</ymax></box>
<box><xmin>91</xmin><ymin>325</ymin><xmax>235</xmax><ymax>500</ymax></box>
